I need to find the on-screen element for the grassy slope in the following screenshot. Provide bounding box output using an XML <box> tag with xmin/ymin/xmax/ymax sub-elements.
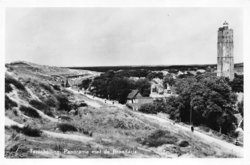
<box><xmin>5</xmin><ymin>61</ymin><xmax>241</xmax><ymax>158</ymax></box>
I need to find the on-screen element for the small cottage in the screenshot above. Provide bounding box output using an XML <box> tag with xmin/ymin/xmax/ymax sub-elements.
<box><xmin>127</xmin><ymin>89</ymin><xmax>154</xmax><ymax>111</ymax></box>
<box><xmin>127</xmin><ymin>89</ymin><xmax>143</xmax><ymax>104</ymax></box>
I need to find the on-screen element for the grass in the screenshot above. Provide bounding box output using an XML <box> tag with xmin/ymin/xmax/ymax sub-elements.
<box><xmin>5</xmin><ymin>95</ymin><xmax>18</xmax><ymax>110</ymax></box>
<box><xmin>19</xmin><ymin>105</ymin><xmax>41</xmax><ymax>118</ymax></box>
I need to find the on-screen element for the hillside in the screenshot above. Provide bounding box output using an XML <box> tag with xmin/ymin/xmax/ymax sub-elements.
<box><xmin>5</xmin><ymin>61</ymin><xmax>243</xmax><ymax>158</ymax></box>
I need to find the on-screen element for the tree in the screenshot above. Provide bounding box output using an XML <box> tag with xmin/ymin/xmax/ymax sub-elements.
<box><xmin>136</xmin><ymin>78</ymin><xmax>151</xmax><ymax>97</ymax></box>
<box><xmin>79</xmin><ymin>79</ymin><xmax>92</xmax><ymax>90</ymax></box>
<box><xmin>166</xmin><ymin>75</ymin><xmax>237</xmax><ymax>135</ymax></box>
<box><xmin>229</xmin><ymin>74</ymin><xmax>243</xmax><ymax>93</ymax></box>
<box><xmin>147</xmin><ymin>72</ymin><xmax>164</xmax><ymax>80</ymax></box>
<box><xmin>163</xmin><ymin>74</ymin><xmax>175</xmax><ymax>88</ymax></box>
<box><xmin>108</xmin><ymin>77</ymin><xmax>134</xmax><ymax>104</ymax></box>
<box><xmin>90</xmin><ymin>71</ymin><xmax>136</xmax><ymax>103</ymax></box>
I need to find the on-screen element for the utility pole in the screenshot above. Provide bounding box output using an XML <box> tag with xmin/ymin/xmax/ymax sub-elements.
<box><xmin>190</xmin><ymin>104</ymin><xmax>192</xmax><ymax>125</ymax></box>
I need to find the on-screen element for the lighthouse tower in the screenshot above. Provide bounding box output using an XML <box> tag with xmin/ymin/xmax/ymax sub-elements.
<box><xmin>217</xmin><ymin>21</ymin><xmax>234</xmax><ymax>80</ymax></box>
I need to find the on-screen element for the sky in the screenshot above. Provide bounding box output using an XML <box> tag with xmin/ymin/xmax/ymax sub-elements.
<box><xmin>5</xmin><ymin>8</ymin><xmax>243</xmax><ymax>67</ymax></box>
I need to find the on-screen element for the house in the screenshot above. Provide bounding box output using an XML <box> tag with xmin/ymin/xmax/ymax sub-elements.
<box><xmin>127</xmin><ymin>89</ymin><xmax>154</xmax><ymax>111</ymax></box>
<box><xmin>127</xmin><ymin>89</ymin><xmax>143</xmax><ymax>103</ymax></box>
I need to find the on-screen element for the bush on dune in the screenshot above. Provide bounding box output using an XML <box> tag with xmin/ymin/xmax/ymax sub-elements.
<box><xmin>5</xmin><ymin>82</ymin><xmax>13</xmax><ymax>93</ymax></box>
<box><xmin>40</xmin><ymin>82</ymin><xmax>54</xmax><ymax>94</ymax></box>
<box><xmin>5</xmin><ymin>76</ymin><xmax>26</xmax><ymax>91</ymax></box>
<box><xmin>56</xmin><ymin>95</ymin><xmax>71</xmax><ymax>111</ymax></box>
<box><xmin>57</xmin><ymin>123</ymin><xmax>77</xmax><ymax>133</ymax></box>
<box><xmin>10</xmin><ymin>125</ymin><xmax>42</xmax><ymax>137</ymax></box>
<box><xmin>19</xmin><ymin>105</ymin><xmax>41</xmax><ymax>118</ymax></box>
<box><xmin>5</xmin><ymin>95</ymin><xmax>18</xmax><ymax>110</ymax></box>
<box><xmin>138</xmin><ymin>103</ymin><xmax>158</xmax><ymax>114</ymax></box>
<box><xmin>22</xmin><ymin>126</ymin><xmax>42</xmax><ymax>137</ymax></box>
<box><xmin>29</xmin><ymin>99</ymin><xmax>54</xmax><ymax>117</ymax></box>
<box><xmin>45</xmin><ymin>98</ymin><xmax>57</xmax><ymax>107</ymax></box>
<box><xmin>29</xmin><ymin>99</ymin><xmax>48</xmax><ymax>110</ymax></box>
<box><xmin>137</xmin><ymin>129</ymin><xmax>178</xmax><ymax>147</ymax></box>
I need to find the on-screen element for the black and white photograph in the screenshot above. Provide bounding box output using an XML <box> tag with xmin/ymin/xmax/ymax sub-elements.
<box><xmin>2</xmin><ymin>1</ymin><xmax>247</xmax><ymax>161</ymax></box>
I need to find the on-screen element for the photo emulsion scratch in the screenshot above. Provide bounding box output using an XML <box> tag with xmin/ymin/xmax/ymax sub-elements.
<box><xmin>4</xmin><ymin>7</ymin><xmax>243</xmax><ymax>158</ymax></box>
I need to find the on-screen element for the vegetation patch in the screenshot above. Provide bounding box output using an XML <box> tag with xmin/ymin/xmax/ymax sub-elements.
<box><xmin>137</xmin><ymin>129</ymin><xmax>178</xmax><ymax>147</ymax></box>
<box><xmin>19</xmin><ymin>105</ymin><xmax>41</xmax><ymax>118</ymax></box>
<box><xmin>52</xmin><ymin>84</ymin><xmax>61</xmax><ymax>91</ymax></box>
<box><xmin>177</xmin><ymin>140</ymin><xmax>189</xmax><ymax>147</ymax></box>
<box><xmin>5</xmin><ymin>81</ymin><xmax>13</xmax><ymax>93</ymax></box>
<box><xmin>29</xmin><ymin>99</ymin><xmax>48</xmax><ymax>110</ymax></box>
<box><xmin>10</xmin><ymin>125</ymin><xmax>42</xmax><ymax>137</ymax></box>
<box><xmin>56</xmin><ymin>95</ymin><xmax>72</xmax><ymax>111</ymax></box>
<box><xmin>29</xmin><ymin>100</ymin><xmax>54</xmax><ymax>117</ymax></box>
<box><xmin>138</xmin><ymin>103</ymin><xmax>158</xmax><ymax>114</ymax></box>
<box><xmin>57</xmin><ymin>123</ymin><xmax>77</xmax><ymax>133</ymax></box>
<box><xmin>5</xmin><ymin>76</ymin><xmax>26</xmax><ymax>91</ymax></box>
<box><xmin>45</xmin><ymin>98</ymin><xmax>57</xmax><ymax>107</ymax></box>
<box><xmin>40</xmin><ymin>82</ymin><xmax>54</xmax><ymax>94</ymax></box>
<box><xmin>5</xmin><ymin>95</ymin><xmax>18</xmax><ymax>110</ymax></box>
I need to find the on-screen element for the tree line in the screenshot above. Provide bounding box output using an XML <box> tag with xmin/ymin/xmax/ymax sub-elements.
<box><xmin>139</xmin><ymin>73</ymin><xmax>242</xmax><ymax>135</ymax></box>
<box><xmin>78</xmin><ymin>70</ymin><xmax>159</xmax><ymax>103</ymax></box>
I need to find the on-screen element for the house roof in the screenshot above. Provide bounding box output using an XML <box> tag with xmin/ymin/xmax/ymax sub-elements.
<box><xmin>127</xmin><ymin>89</ymin><xmax>143</xmax><ymax>99</ymax></box>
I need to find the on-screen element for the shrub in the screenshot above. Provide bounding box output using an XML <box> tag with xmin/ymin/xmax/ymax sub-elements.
<box><xmin>44</xmin><ymin>110</ymin><xmax>54</xmax><ymax>117</ymax></box>
<box><xmin>19</xmin><ymin>106</ymin><xmax>41</xmax><ymax>118</ymax></box>
<box><xmin>5</xmin><ymin>95</ymin><xmax>18</xmax><ymax>110</ymax></box>
<box><xmin>29</xmin><ymin>99</ymin><xmax>48</xmax><ymax>110</ymax></box>
<box><xmin>10</xmin><ymin>125</ymin><xmax>42</xmax><ymax>137</ymax></box>
<box><xmin>29</xmin><ymin>99</ymin><xmax>54</xmax><ymax>117</ymax></box>
<box><xmin>10</xmin><ymin>125</ymin><xmax>22</xmax><ymax>133</ymax></box>
<box><xmin>56</xmin><ymin>95</ymin><xmax>71</xmax><ymax>111</ymax></box>
<box><xmin>52</xmin><ymin>85</ymin><xmax>61</xmax><ymax>91</ymax></box>
<box><xmin>138</xmin><ymin>129</ymin><xmax>178</xmax><ymax>147</ymax></box>
<box><xmin>22</xmin><ymin>126</ymin><xmax>42</xmax><ymax>137</ymax></box>
<box><xmin>40</xmin><ymin>82</ymin><xmax>54</xmax><ymax>93</ymax></box>
<box><xmin>5</xmin><ymin>82</ymin><xmax>13</xmax><ymax>93</ymax></box>
<box><xmin>5</xmin><ymin>76</ymin><xmax>25</xmax><ymax>91</ymax></box>
<box><xmin>78</xmin><ymin>128</ymin><xmax>93</xmax><ymax>136</ymax></box>
<box><xmin>138</xmin><ymin>103</ymin><xmax>158</xmax><ymax>114</ymax></box>
<box><xmin>57</xmin><ymin>123</ymin><xmax>77</xmax><ymax>133</ymax></box>
<box><xmin>72</xmin><ymin>101</ymin><xmax>88</xmax><ymax>109</ymax></box>
<box><xmin>77</xmin><ymin>102</ymin><xmax>88</xmax><ymax>107</ymax></box>
<box><xmin>45</xmin><ymin>98</ymin><xmax>57</xmax><ymax>107</ymax></box>
<box><xmin>178</xmin><ymin>140</ymin><xmax>189</xmax><ymax>147</ymax></box>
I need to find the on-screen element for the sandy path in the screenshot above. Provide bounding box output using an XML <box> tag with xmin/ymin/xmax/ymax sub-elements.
<box><xmin>136</xmin><ymin>112</ymin><xmax>243</xmax><ymax>157</ymax></box>
<box><xmin>67</xmin><ymin>87</ymin><xmax>125</xmax><ymax>109</ymax></box>
<box><xmin>5</xmin><ymin>117</ymin><xmax>24</xmax><ymax>128</ymax></box>
<box><xmin>43</xmin><ymin>131</ymin><xmax>93</xmax><ymax>143</ymax></box>
<box><xmin>66</xmin><ymin>88</ymin><xmax>102</xmax><ymax>108</ymax></box>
